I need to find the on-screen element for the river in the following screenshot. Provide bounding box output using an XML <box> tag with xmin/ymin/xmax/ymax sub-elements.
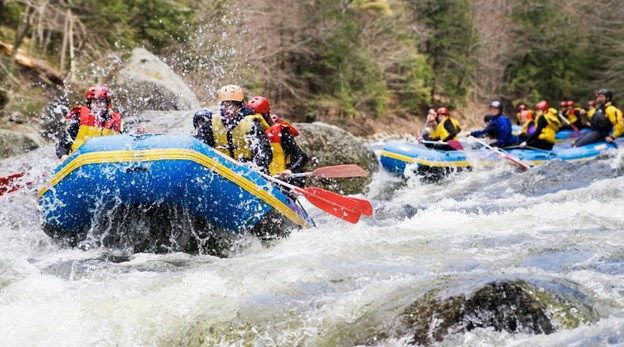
<box><xmin>1</xmin><ymin>141</ymin><xmax>624</xmax><ymax>346</ymax></box>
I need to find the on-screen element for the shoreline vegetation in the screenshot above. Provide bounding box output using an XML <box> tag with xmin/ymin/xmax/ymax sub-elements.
<box><xmin>1</xmin><ymin>1</ymin><xmax>624</xmax><ymax>142</ymax></box>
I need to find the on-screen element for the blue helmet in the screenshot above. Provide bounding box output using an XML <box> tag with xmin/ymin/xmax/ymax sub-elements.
<box><xmin>193</xmin><ymin>110</ymin><xmax>212</xmax><ymax>129</ymax></box>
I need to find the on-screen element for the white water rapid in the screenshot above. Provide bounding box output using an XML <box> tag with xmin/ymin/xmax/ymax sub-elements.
<box><xmin>1</xmin><ymin>142</ymin><xmax>624</xmax><ymax>346</ymax></box>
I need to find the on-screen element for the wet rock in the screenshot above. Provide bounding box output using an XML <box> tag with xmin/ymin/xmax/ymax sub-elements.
<box><xmin>381</xmin><ymin>280</ymin><xmax>596</xmax><ymax>346</ymax></box>
<box><xmin>136</xmin><ymin>110</ymin><xmax>196</xmax><ymax>135</ymax></box>
<box><xmin>115</xmin><ymin>48</ymin><xmax>200</xmax><ymax>113</ymax></box>
<box><xmin>295</xmin><ymin>122</ymin><xmax>379</xmax><ymax>195</ymax></box>
<box><xmin>0</xmin><ymin>129</ymin><xmax>40</xmax><ymax>159</ymax></box>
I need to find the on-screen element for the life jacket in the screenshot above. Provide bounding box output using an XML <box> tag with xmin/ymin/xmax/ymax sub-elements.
<box><xmin>536</xmin><ymin>108</ymin><xmax>562</xmax><ymax>144</ymax></box>
<box><xmin>70</xmin><ymin>106</ymin><xmax>123</xmax><ymax>152</ymax></box>
<box><xmin>430</xmin><ymin>116</ymin><xmax>461</xmax><ymax>140</ymax></box>
<box><xmin>589</xmin><ymin>102</ymin><xmax>623</xmax><ymax>137</ymax></box>
<box><xmin>265</xmin><ymin>121</ymin><xmax>300</xmax><ymax>175</ymax></box>
<box><xmin>212</xmin><ymin>113</ymin><xmax>265</xmax><ymax>161</ymax></box>
<box><xmin>521</xmin><ymin>120</ymin><xmax>536</xmax><ymax>135</ymax></box>
<box><xmin>566</xmin><ymin>108</ymin><xmax>584</xmax><ymax>124</ymax></box>
<box><xmin>516</xmin><ymin>110</ymin><xmax>533</xmax><ymax>124</ymax></box>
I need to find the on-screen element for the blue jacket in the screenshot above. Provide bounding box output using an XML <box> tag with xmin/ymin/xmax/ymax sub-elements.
<box><xmin>471</xmin><ymin>114</ymin><xmax>513</xmax><ymax>147</ymax></box>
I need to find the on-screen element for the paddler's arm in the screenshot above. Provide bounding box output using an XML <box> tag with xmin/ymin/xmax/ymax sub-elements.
<box><xmin>250</xmin><ymin>122</ymin><xmax>273</xmax><ymax>174</ymax></box>
<box><xmin>280</xmin><ymin>128</ymin><xmax>308</xmax><ymax>173</ymax></box>
<box><xmin>55</xmin><ymin>114</ymin><xmax>80</xmax><ymax>159</ymax></box>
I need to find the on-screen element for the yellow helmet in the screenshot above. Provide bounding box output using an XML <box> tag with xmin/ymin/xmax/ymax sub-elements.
<box><xmin>217</xmin><ymin>85</ymin><xmax>244</xmax><ymax>103</ymax></box>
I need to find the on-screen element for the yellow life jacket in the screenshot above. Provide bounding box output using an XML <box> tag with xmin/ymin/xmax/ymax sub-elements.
<box><xmin>566</xmin><ymin>108</ymin><xmax>583</xmax><ymax>124</ymax></box>
<box><xmin>70</xmin><ymin>106</ymin><xmax>123</xmax><ymax>152</ymax></box>
<box><xmin>430</xmin><ymin>116</ymin><xmax>461</xmax><ymax>141</ymax></box>
<box><xmin>536</xmin><ymin>108</ymin><xmax>562</xmax><ymax>144</ymax></box>
<box><xmin>212</xmin><ymin>114</ymin><xmax>264</xmax><ymax>161</ymax></box>
<box><xmin>265</xmin><ymin>121</ymin><xmax>300</xmax><ymax>175</ymax></box>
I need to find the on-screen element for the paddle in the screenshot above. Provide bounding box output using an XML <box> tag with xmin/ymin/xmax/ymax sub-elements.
<box><xmin>348</xmin><ymin>197</ymin><xmax>374</xmax><ymax>216</ymax></box>
<box><xmin>257</xmin><ymin>171</ymin><xmax>372</xmax><ymax>223</ymax></box>
<box><xmin>0</xmin><ymin>172</ymin><xmax>27</xmax><ymax>196</ymax></box>
<box><xmin>420</xmin><ymin>140</ymin><xmax>464</xmax><ymax>150</ymax></box>
<box><xmin>468</xmin><ymin>136</ymin><xmax>531</xmax><ymax>171</ymax></box>
<box><xmin>289</xmin><ymin>164</ymin><xmax>368</xmax><ymax>179</ymax></box>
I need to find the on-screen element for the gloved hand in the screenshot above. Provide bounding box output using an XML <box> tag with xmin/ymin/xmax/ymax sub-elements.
<box><xmin>278</xmin><ymin>169</ymin><xmax>292</xmax><ymax>180</ymax></box>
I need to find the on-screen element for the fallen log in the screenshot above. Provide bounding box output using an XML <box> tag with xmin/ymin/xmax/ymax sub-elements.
<box><xmin>0</xmin><ymin>40</ymin><xmax>64</xmax><ymax>85</ymax></box>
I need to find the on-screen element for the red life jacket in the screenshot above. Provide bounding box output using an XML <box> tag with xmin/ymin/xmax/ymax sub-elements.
<box><xmin>69</xmin><ymin>105</ymin><xmax>123</xmax><ymax>152</ymax></box>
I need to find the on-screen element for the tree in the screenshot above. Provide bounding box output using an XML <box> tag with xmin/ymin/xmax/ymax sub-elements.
<box><xmin>408</xmin><ymin>0</ymin><xmax>479</xmax><ymax>108</ymax></box>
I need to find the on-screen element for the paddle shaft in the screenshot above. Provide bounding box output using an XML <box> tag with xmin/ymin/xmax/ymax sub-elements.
<box><xmin>557</xmin><ymin>112</ymin><xmax>572</xmax><ymax>125</ymax></box>
<box><xmin>420</xmin><ymin>140</ymin><xmax>464</xmax><ymax>150</ymax></box>
<box><xmin>469</xmin><ymin>136</ymin><xmax>530</xmax><ymax>171</ymax></box>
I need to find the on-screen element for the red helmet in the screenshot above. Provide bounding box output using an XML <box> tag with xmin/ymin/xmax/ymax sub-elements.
<box><xmin>536</xmin><ymin>101</ymin><xmax>549</xmax><ymax>111</ymax></box>
<box><xmin>588</xmin><ymin>100</ymin><xmax>596</xmax><ymax>107</ymax></box>
<box><xmin>246</xmin><ymin>96</ymin><xmax>270</xmax><ymax>114</ymax></box>
<box><xmin>86</xmin><ymin>85</ymin><xmax>112</xmax><ymax>101</ymax></box>
<box><xmin>436</xmin><ymin>107</ymin><xmax>449</xmax><ymax>116</ymax></box>
<box><xmin>565</xmin><ymin>100</ymin><xmax>574</xmax><ymax>107</ymax></box>
<box><xmin>559</xmin><ymin>101</ymin><xmax>567</xmax><ymax>108</ymax></box>
<box><xmin>518</xmin><ymin>104</ymin><xmax>526</xmax><ymax>111</ymax></box>
<box><xmin>270</xmin><ymin>114</ymin><xmax>281</xmax><ymax>123</ymax></box>
<box><xmin>85</xmin><ymin>85</ymin><xmax>112</xmax><ymax>109</ymax></box>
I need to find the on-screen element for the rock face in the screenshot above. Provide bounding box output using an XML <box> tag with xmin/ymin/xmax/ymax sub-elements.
<box><xmin>0</xmin><ymin>129</ymin><xmax>40</xmax><ymax>160</ymax></box>
<box><xmin>295</xmin><ymin>122</ymin><xmax>379</xmax><ymax>195</ymax></box>
<box><xmin>116</xmin><ymin>48</ymin><xmax>200</xmax><ymax>113</ymax></box>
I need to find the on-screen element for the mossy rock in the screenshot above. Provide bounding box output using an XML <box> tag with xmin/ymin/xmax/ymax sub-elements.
<box><xmin>295</xmin><ymin>122</ymin><xmax>379</xmax><ymax>195</ymax></box>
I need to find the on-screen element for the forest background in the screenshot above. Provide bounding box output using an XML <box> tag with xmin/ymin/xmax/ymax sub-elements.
<box><xmin>1</xmin><ymin>0</ymin><xmax>624</xmax><ymax>139</ymax></box>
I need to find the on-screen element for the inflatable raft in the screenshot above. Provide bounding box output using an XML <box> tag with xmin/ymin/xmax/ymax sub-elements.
<box><xmin>512</xmin><ymin>125</ymin><xmax>592</xmax><ymax>142</ymax></box>
<box><xmin>379</xmin><ymin>140</ymin><xmax>618</xmax><ymax>178</ymax></box>
<box><xmin>38</xmin><ymin>134</ymin><xmax>313</xmax><ymax>254</ymax></box>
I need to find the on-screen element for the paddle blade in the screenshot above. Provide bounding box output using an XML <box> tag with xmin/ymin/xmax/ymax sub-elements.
<box><xmin>348</xmin><ymin>197</ymin><xmax>373</xmax><ymax>216</ymax></box>
<box><xmin>447</xmin><ymin>140</ymin><xmax>464</xmax><ymax>150</ymax></box>
<box><xmin>311</xmin><ymin>164</ymin><xmax>368</xmax><ymax>178</ymax></box>
<box><xmin>502</xmin><ymin>153</ymin><xmax>530</xmax><ymax>171</ymax></box>
<box><xmin>302</xmin><ymin>192</ymin><xmax>361</xmax><ymax>224</ymax></box>
<box><xmin>0</xmin><ymin>172</ymin><xmax>26</xmax><ymax>196</ymax></box>
<box><xmin>302</xmin><ymin>187</ymin><xmax>366</xmax><ymax>213</ymax></box>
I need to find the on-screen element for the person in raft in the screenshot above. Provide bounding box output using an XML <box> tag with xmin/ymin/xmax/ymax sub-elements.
<box><xmin>469</xmin><ymin>100</ymin><xmax>514</xmax><ymax>148</ymax></box>
<box><xmin>246</xmin><ymin>96</ymin><xmax>309</xmax><ymax>187</ymax></box>
<box><xmin>194</xmin><ymin>84</ymin><xmax>273</xmax><ymax>174</ymax></box>
<box><xmin>417</xmin><ymin>107</ymin><xmax>462</xmax><ymax>151</ymax></box>
<box><xmin>518</xmin><ymin>100</ymin><xmax>562</xmax><ymax>150</ymax></box>
<box><xmin>56</xmin><ymin>85</ymin><xmax>124</xmax><ymax>161</ymax></box>
<box><xmin>573</xmin><ymin>88</ymin><xmax>624</xmax><ymax>147</ymax></box>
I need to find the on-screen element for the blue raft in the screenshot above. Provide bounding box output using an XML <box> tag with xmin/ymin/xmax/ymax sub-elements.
<box><xmin>512</xmin><ymin>125</ymin><xmax>592</xmax><ymax>142</ymax></box>
<box><xmin>38</xmin><ymin>134</ymin><xmax>313</xmax><ymax>253</ymax></box>
<box><xmin>380</xmin><ymin>140</ymin><xmax>618</xmax><ymax>178</ymax></box>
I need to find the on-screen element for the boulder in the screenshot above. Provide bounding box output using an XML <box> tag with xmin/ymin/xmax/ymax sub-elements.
<box><xmin>0</xmin><ymin>129</ymin><xmax>40</xmax><ymax>160</ymax></box>
<box><xmin>116</xmin><ymin>48</ymin><xmax>200</xmax><ymax>114</ymax></box>
<box><xmin>362</xmin><ymin>279</ymin><xmax>599</xmax><ymax>346</ymax></box>
<box><xmin>295</xmin><ymin>122</ymin><xmax>378</xmax><ymax>195</ymax></box>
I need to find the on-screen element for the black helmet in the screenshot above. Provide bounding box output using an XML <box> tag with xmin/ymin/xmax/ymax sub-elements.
<box><xmin>483</xmin><ymin>113</ymin><xmax>494</xmax><ymax>124</ymax></box>
<box><xmin>193</xmin><ymin>110</ymin><xmax>212</xmax><ymax>129</ymax></box>
<box><xmin>596</xmin><ymin>88</ymin><xmax>613</xmax><ymax>101</ymax></box>
<box><xmin>490</xmin><ymin>100</ymin><xmax>503</xmax><ymax>110</ymax></box>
